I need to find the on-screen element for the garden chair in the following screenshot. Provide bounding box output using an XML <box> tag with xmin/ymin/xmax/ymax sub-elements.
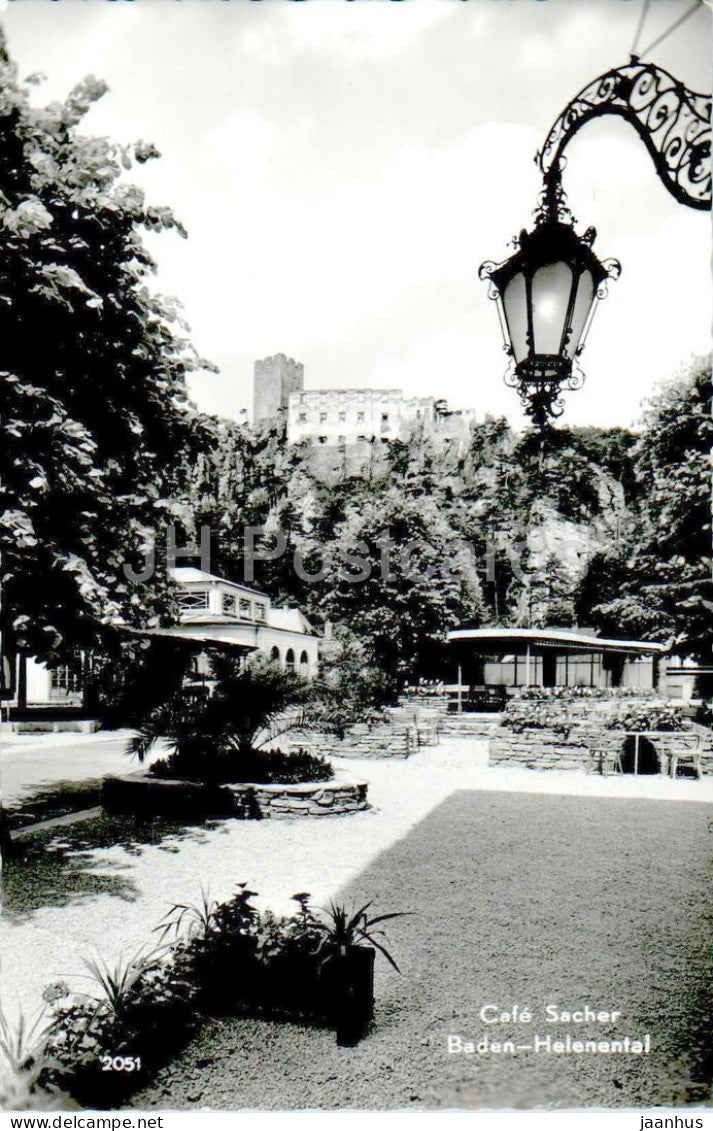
<box><xmin>415</xmin><ymin>710</ymin><xmax>439</xmax><ymax>746</ymax></box>
<box><xmin>589</xmin><ymin>745</ymin><xmax>623</xmax><ymax>775</ymax></box>
<box><xmin>659</xmin><ymin>734</ymin><xmax>703</xmax><ymax>779</ymax></box>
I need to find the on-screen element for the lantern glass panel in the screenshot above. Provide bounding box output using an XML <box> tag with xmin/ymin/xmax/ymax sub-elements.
<box><xmin>564</xmin><ymin>268</ymin><xmax>595</xmax><ymax>358</ymax></box>
<box><xmin>530</xmin><ymin>261</ymin><xmax>573</xmax><ymax>356</ymax></box>
<box><xmin>502</xmin><ymin>271</ymin><xmax>529</xmax><ymax>363</ymax></box>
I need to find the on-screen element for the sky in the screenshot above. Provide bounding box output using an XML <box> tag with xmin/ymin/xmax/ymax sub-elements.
<box><xmin>3</xmin><ymin>0</ymin><xmax>711</xmax><ymax>430</ymax></box>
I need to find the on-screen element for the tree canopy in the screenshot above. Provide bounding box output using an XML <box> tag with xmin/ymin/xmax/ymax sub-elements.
<box><xmin>0</xmin><ymin>37</ymin><xmax>208</xmax><ymax>664</ymax></box>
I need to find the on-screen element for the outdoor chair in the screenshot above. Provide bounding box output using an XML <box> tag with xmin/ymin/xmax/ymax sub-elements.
<box><xmin>589</xmin><ymin>745</ymin><xmax>623</xmax><ymax>775</ymax></box>
<box><xmin>415</xmin><ymin>710</ymin><xmax>440</xmax><ymax>746</ymax></box>
<box><xmin>659</xmin><ymin>734</ymin><xmax>703</xmax><ymax>780</ymax></box>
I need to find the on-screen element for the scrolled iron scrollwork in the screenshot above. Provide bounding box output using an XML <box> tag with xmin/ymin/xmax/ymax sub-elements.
<box><xmin>538</xmin><ymin>60</ymin><xmax>711</xmax><ymax>211</ymax></box>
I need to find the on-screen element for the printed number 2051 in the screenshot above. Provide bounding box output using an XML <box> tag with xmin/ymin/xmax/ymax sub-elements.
<box><xmin>100</xmin><ymin>1056</ymin><xmax>142</xmax><ymax>1072</ymax></box>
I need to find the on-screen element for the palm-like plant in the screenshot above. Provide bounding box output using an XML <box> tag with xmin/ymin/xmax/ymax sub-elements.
<box><xmin>314</xmin><ymin>901</ymin><xmax>410</xmax><ymax>972</ymax></box>
<box><xmin>0</xmin><ymin>1006</ymin><xmax>59</xmax><ymax>1112</ymax></box>
<box><xmin>80</xmin><ymin>947</ymin><xmax>166</xmax><ymax>1017</ymax></box>
<box><xmin>126</xmin><ymin>653</ymin><xmax>310</xmax><ymax>780</ymax></box>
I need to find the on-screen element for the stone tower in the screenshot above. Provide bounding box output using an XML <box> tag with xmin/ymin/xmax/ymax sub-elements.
<box><xmin>253</xmin><ymin>354</ymin><xmax>304</xmax><ymax>424</ymax></box>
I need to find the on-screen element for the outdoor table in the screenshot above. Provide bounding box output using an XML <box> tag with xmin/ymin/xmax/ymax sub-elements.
<box><xmin>623</xmin><ymin>731</ymin><xmax>674</xmax><ymax>776</ymax></box>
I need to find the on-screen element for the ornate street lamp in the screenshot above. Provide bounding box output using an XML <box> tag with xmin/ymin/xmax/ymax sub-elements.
<box><xmin>479</xmin><ymin>175</ymin><xmax>620</xmax><ymax>429</ymax></box>
<box><xmin>480</xmin><ymin>59</ymin><xmax>711</xmax><ymax>428</ymax></box>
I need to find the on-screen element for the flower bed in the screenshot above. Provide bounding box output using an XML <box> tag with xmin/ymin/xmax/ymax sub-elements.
<box><xmin>492</xmin><ymin>692</ymin><xmax>710</xmax><ymax>773</ymax></box>
<box><xmin>285</xmin><ymin>723</ymin><xmax>415</xmax><ymax>760</ymax></box>
<box><xmin>101</xmin><ymin>771</ymin><xmax>369</xmax><ymax>819</ymax></box>
<box><xmin>6</xmin><ymin>890</ymin><xmax>405</xmax><ymax>1110</ymax></box>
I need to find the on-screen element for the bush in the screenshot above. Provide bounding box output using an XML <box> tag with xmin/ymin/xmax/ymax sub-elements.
<box><xmin>149</xmin><ymin>746</ymin><xmax>334</xmax><ymax>785</ymax></box>
<box><xmin>129</xmin><ymin>653</ymin><xmax>314</xmax><ymax>780</ymax></box>
<box><xmin>307</xmin><ymin>631</ymin><xmax>397</xmax><ymax>737</ymax></box>
<box><xmin>513</xmin><ymin>687</ymin><xmax>656</xmax><ymax>702</ymax></box>
<box><xmin>38</xmin><ymin>886</ymin><xmax>407</xmax><ymax>1106</ymax></box>
<box><xmin>605</xmin><ymin>704</ymin><xmax>687</xmax><ymax>733</ymax></box>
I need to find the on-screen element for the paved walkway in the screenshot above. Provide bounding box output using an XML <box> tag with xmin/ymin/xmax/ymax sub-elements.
<box><xmin>1</xmin><ymin>732</ymin><xmax>155</xmax><ymax>807</ymax></box>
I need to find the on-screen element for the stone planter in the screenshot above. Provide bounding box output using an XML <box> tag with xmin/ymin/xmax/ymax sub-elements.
<box><xmin>102</xmin><ymin>771</ymin><xmax>369</xmax><ymax>819</ymax></box>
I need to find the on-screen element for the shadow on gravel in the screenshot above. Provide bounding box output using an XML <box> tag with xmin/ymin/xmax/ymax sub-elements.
<box><xmin>1</xmin><ymin>812</ymin><xmax>215</xmax><ymax>924</ymax></box>
<box><xmin>5</xmin><ymin>778</ymin><xmax>105</xmax><ymax>831</ymax></box>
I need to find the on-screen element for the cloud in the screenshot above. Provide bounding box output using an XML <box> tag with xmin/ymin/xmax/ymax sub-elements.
<box><xmin>238</xmin><ymin>0</ymin><xmax>458</xmax><ymax>66</ymax></box>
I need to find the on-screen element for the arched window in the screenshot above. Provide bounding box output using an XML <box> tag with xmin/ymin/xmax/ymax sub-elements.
<box><xmin>270</xmin><ymin>646</ymin><xmax>280</xmax><ymax>666</ymax></box>
<box><xmin>285</xmin><ymin>648</ymin><xmax>295</xmax><ymax>673</ymax></box>
<box><xmin>299</xmin><ymin>650</ymin><xmax>310</xmax><ymax>676</ymax></box>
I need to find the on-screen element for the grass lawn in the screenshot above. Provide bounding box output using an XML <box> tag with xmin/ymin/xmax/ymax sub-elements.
<box><xmin>132</xmin><ymin>789</ymin><xmax>713</xmax><ymax>1111</ymax></box>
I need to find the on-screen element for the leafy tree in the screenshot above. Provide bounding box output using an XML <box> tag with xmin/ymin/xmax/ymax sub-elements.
<box><xmin>0</xmin><ymin>38</ymin><xmax>206</xmax><ymax>665</ymax></box>
<box><xmin>317</xmin><ymin>487</ymin><xmax>483</xmax><ymax>680</ymax></box>
<box><xmin>589</xmin><ymin>356</ymin><xmax>713</xmax><ymax>660</ymax></box>
<box><xmin>523</xmin><ymin>553</ymin><xmax>577</xmax><ymax>628</ymax></box>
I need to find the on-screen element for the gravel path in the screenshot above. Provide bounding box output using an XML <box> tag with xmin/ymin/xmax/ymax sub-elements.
<box><xmin>133</xmin><ymin>790</ymin><xmax>713</xmax><ymax>1112</ymax></box>
<box><xmin>2</xmin><ymin>739</ymin><xmax>712</xmax><ymax>1111</ymax></box>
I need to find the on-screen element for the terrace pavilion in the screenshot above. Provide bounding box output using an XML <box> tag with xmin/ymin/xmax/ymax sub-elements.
<box><xmin>446</xmin><ymin>627</ymin><xmax>667</xmax><ymax>698</ymax></box>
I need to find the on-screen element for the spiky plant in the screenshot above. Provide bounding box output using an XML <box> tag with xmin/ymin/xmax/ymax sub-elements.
<box><xmin>153</xmin><ymin>886</ymin><xmax>218</xmax><ymax>943</ymax></box>
<box><xmin>315</xmin><ymin>901</ymin><xmax>410</xmax><ymax>971</ymax></box>
<box><xmin>80</xmin><ymin>946</ymin><xmax>165</xmax><ymax>1017</ymax></box>
<box><xmin>126</xmin><ymin>653</ymin><xmax>310</xmax><ymax>779</ymax></box>
<box><xmin>0</xmin><ymin>1006</ymin><xmax>60</xmax><ymax>1111</ymax></box>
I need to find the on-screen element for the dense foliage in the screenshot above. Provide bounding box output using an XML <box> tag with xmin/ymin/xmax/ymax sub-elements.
<box><xmin>582</xmin><ymin>356</ymin><xmax>712</xmax><ymax>662</ymax></box>
<box><xmin>0</xmin><ymin>39</ymin><xmax>209</xmax><ymax>663</ymax></box>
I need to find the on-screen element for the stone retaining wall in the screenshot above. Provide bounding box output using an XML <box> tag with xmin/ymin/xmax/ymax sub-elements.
<box><xmin>442</xmin><ymin>713</ymin><xmax>503</xmax><ymax>738</ymax></box>
<box><xmin>287</xmin><ymin>723</ymin><xmax>415</xmax><ymax>759</ymax></box>
<box><xmin>398</xmin><ymin>694</ymin><xmax>451</xmax><ymax>711</ymax></box>
<box><xmin>102</xmin><ymin>772</ymin><xmax>369</xmax><ymax>818</ymax></box>
<box><xmin>489</xmin><ymin>723</ymin><xmax>713</xmax><ymax>774</ymax></box>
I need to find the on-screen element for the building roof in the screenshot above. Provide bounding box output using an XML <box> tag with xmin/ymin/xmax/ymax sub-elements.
<box><xmin>447</xmin><ymin>627</ymin><xmax>667</xmax><ymax>655</ymax></box>
<box><xmin>170</xmin><ymin>567</ymin><xmax>267</xmax><ymax>599</ymax></box>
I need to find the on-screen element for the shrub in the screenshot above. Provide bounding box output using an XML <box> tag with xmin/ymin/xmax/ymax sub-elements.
<box><xmin>513</xmin><ymin>687</ymin><xmax>656</xmax><ymax>702</ymax></box>
<box><xmin>605</xmin><ymin>703</ymin><xmax>687</xmax><ymax>733</ymax></box>
<box><xmin>0</xmin><ymin>1006</ymin><xmax>65</xmax><ymax>1112</ymax></box>
<box><xmin>42</xmin><ymin>950</ymin><xmax>198</xmax><ymax>1107</ymax></box>
<box><xmin>149</xmin><ymin>746</ymin><xmax>333</xmax><ymax>785</ymax></box>
<box><xmin>40</xmin><ymin>885</ymin><xmax>407</xmax><ymax>1104</ymax></box>
<box><xmin>307</xmin><ymin>632</ymin><xmax>397</xmax><ymax>737</ymax></box>
<box><xmin>128</xmin><ymin>653</ymin><xmax>316</xmax><ymax>781</ymax></box>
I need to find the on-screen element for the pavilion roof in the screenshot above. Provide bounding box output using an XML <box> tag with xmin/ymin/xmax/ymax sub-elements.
<box><xmin>446</xmin><ymin>627</ymin><xmax>667</xmax><ymax>655</ymax></box>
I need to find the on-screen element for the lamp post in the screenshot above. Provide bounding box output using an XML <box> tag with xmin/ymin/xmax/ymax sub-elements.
<box><xmin>480</xmin><ymin>59</ymin><xmax>711</xmax><ymax>428</ymax></box>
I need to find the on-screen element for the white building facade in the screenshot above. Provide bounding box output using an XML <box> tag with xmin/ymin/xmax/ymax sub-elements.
<box><xmin>154</xmin><ymin>568</ymin><xmax>320</xmax><ymax>678</ymax></box>
<box><xmin>286</xmin><ymin>388</ymin><xmax>437</xmax><ymax>446</ymax></box>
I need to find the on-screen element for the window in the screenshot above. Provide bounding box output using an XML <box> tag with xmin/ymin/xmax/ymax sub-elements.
<box><xmin>319</xmin><ymin>412</ymin><xmax>327</xmax><ymax>423</ymax></box>
<box><xmin>239</xmin><ymin>598</ymin><xmax>252</xmax><ymax>619</ymax></box>
<box><xmin>285</xmin><ymin>648</ymin><xmax>295</xmax><ymax>672</ymax></box>
<box><xmin>254</xmin><ymin>602</ymin><xmax>267</xmax><ymax>623</ymax></box>
<box><xmin>178</xmin><ymin>588</ymin><xmax>209</xmax><ymax>613</ymax></box>
<box><xmin>337</xmin><ymin>435</ymin><xmax>346</xmax><ymax>445</ymax></box>
<box><xmin>318</xmin><ymin>436</ymin><xmax>328</xmax><ymax>445</ymax></box>
<box><xmin>357</xmin><ymin>411</ymin><xmax>365</xmax><ymax>422</ymax></box>
<box><xmin>338</xmin><ymin>412</ymin><xmax>346</xmax><ymax>423</ymax></box>
<box><xmin>270</xmin><ymin>646</ymin><xmax>280</xmax><ymax>665</ymax></box>
<box><xmin>381</xmin><ymin>413</ymin><xmax>389</xmax><ymax>422</ymax></box>
<box><xmin>222</xmin><ymin>593</ymin><xmax>237</xmax><ymax>616</ymax></box>
<box><xmin>299</xmin><ymin>650</ymin><xmax>310</xmax><ymax>675</ymax></box>
<box><xmin>298</xmin><ymin>412</ymin><xmax>307</xmax><ymax>423</ymax></box>
<box><xmin>50</xmin><ymin>662</ymin><xmax>83</xmax><ymax>696</ymax></box>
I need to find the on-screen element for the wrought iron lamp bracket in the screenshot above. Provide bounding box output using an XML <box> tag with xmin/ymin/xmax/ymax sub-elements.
<box><xmin>537</xmin><ymin>59</ymin><xmax>712</xmax><ymax>213</ymax></box>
